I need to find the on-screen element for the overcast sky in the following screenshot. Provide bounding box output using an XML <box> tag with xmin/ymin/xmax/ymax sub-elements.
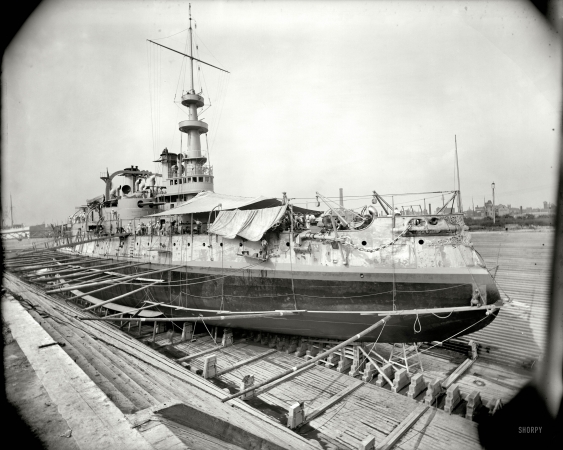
<box><xmin>2</xmin><ymin>0</ymin><xmax>561</xmax><ymax>225</ymax></box>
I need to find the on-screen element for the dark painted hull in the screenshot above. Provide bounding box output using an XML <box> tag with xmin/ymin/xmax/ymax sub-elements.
<box><xmin>82</xmin><ymin>262</ymin><xmax>500</xmax><ymax>343</ymax></box>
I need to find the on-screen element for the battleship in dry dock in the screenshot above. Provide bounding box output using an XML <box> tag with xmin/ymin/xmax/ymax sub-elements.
<box><xmin>38</xmin><ymin>9</ymin><xmax>503</xmax><ymax>344</ymax></box>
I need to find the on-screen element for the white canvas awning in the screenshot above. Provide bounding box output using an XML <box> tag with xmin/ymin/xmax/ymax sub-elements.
<box><xmin>208</xmin><ymin>205</ymin><xmax>287</xmax><ymax>241</ymax></box>
<box><xmin>148</xmin><ymin>191</ymin><xmax>281</xmax><ymax>217</ymax></box>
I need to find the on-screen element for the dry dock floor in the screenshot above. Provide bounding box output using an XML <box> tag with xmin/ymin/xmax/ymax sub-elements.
<box><xmin>3</xmin><ymin>269</ymin><xmax>532</xmax><ymax>450</ymax></box>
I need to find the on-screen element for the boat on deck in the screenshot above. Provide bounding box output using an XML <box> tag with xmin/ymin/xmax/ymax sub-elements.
<box><xmin>47</xmin><ymin>8</ymin><xmax>502</xmax><ymax>344</ymax></box>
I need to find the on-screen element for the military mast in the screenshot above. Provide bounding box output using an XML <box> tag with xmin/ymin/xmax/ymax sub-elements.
<box><xmin>148</xmin><ymin>4</ymin><xmax>229</xmax><ymax>203</ymax></box>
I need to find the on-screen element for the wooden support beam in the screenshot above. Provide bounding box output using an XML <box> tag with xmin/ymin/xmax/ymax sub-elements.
<box><xmin>103</xmin><ymin>304</ymin><xmax>158</xmax><ymax>319</ymax></box>
<box><xmin>26</xmin><ymin>262</ymin><xmax>120</xmax><ymax>281</ymax></box>
<box><xmin>5</xmin><ymin>256</ymin><xmax>65</xmax><ymax>267</ymax></box>
<box><xmin>222</xmin><ymin>315</ymin><xmax>392</xmax><ymax>403</ymax></box>
<box><xmin>66</xmin><ymin>262</ymin><xmax>144</xmax><ymax>282</ymax></box>
<box><xmin>376</xmin><ymin>406</ymin><xmax>429</xmax><ymax>450</ymax></box>
<box><xmin>152</xmin><ymin>321</ymin><xmax>158</xmax><ymax>343</ymax></box>
<box><xmin>82</xmin><ymin>280</ymin><xmax>162</xmax><ymax>311</ymax></box>
<box><xmin>302</xmin><ymin>381</ymin><xmax>364</xmax><ymax>426</ymax></box>
<box><xmin>81</xmin><ymin>310</ymin><xmax>302</xmax><ymax>323</ymax></box>
<box><xmin>64</xmin><ymin>272</ymin><xmax>115</xmax><ymax>284</ymax></box>
<box><xmin>5</xmin><ymin>251</ymin><xmax>75</xmax><ymax>263</ymax></box>
<box><xmin>442</xmin><ymin>358</ymin><xmax>475</xmax><ymax>389</ymax></box>
<box><xmin>33</xmin><ymin>262</ymin><xmax>147</xmax><ymax>285</ymax></box>
<box><xmin>54</xmin><ymin>261</ymin><xmax>146</xmax><ymax>279</ymax></box>
<box><xmin>25</xmin><ymin>259</ymin><xmax>122</xmax><ymax>278</ymax></box>
<box><xmin>64</xmin><ymin>276</ymin><xmax>146</xmax><ymax>301</ymax></box>
<box><xmin>11</xmin><ymin>257</ymin><xmax>93</xmax><ymax>271</ymax></box>
<box><xmin>254</xmin><ymin>366</ymin><xmax>314</xmax><ymax>396</ymax></box>
<box><xmin>5</xmin><ymin>254</ymin><xmax>62</xmax><ymax>264</ymax></box>
<box><xmin>46</xmin><ymin>265</ymin><xmax>182</xmax><ymax>293</ymax></box>
<box><xmin>215</xmin><ymin>349</ymin><xmax>277</xmax><ymax>377</ymax></box>
<box><xmin>367</xmin><ymin>304</ymin><xmax>502</xmax><ymax>316</ymax></box>
<box><xmin>176</xmin><ymin>346</ymin><xmax>223</xmax><ymax>363</ymax></box>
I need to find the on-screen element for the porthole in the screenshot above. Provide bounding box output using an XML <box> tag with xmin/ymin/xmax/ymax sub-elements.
<box><xmin>188</xmin><ymin>243</ymin><xmax>191</xmax><ymax>247</ymax></box>
<box><xmin>361</xmin><ymin>241</ymin><xmax>367</xmax><ymax>246</ymax></box>
<box><xmin>239</xmin><ymin>242</ymin><xmax>243</xmax><ymax>247</ymax></box>
<box><xmin>286</xmin><ymin>242</ymin><xmax>290</xmax><ymax>247</ymax></box>
<box><xmin>418</xmin><ymin>239</ymin><xmax>424</xmax><ymax>245</ymax></box>
<box><xmin>203</xmin><ymin>243</ymin><xmax>206</xmax><ymax>246</ymax></box>
<box><xmin>173</xmin><ymin>243</ymin><xmax>176</xmax><ymax>246</ymax></box>
<box><xmin>136</xmin><ymin>242</ymin><xmax>139</xmax><ymax>246</ymax></box>
<box><xmin>220</xmin><ymin>243</ymin><xmax>223</xmax><ymax>247</ymax></box>
<box><xmin>360</xmin><ymin>274</ymin><xmax>364</xmax><ymax>278</ymax></box>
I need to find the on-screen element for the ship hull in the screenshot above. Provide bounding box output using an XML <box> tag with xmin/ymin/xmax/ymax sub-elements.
<box><xmin>80</xmin><ymin>260</ymin><xmax>500</xmax><ymax>342</ymax></box>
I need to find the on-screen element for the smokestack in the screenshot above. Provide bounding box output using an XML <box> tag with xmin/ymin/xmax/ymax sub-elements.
<box><xmin>339</xmin><ymin>188</ymin><xmax>344</xmax><ymax>208</ymax></box>
<box><xmin>429</xmin><ymin>203</ymin><xmax>432</xmax><ymax>215</ymax></box>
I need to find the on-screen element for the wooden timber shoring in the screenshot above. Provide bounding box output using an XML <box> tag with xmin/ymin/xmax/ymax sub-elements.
<box><xmin>64</xmin><ymin>276</ymin><xmax>146</xmax><ymax>302</ymax></box>
<box><xmin>221</xmin><ymin>315</ymin><xmax>393</xmax><ymax>403</ymax></box>
<box><xmin>5</xmin><ymin>255</ymin><xmax>70</xmax><ymax>267</ymax></box>
<box><xmin>442</xmin><ymin>358</ymin><xmax>475</xmax><ymax>390</ymax></box>
<box><xmin>26</xmin><ymin>262</ymin><xmax>120</xmax><ymax>280</ymax></box>
<box><xmin>22</xmin><ymin>262</ymin><xmax>103</xmax><ymax>277</ymax></box>
<box><xmin>68</xmin><ymin>263</ymin><xmax>148</xmax><ymax>284</ymax></box>
<box><xmin>82</xmin><ymin>280</ymin><xmax>163</xmax><ymax>312</ymax></box>
<box><xmin>366</xmin><ymin>303</ymin><xmax>503</xmax><ymax>316</ymax></box>
<box><xmin>24</xmin><ymin>258</ymin><xmax>122</xmax><ymax>277</ymax></box>
<box><xmin>4</xmin><ymin>254</ymin><xmax>60</xmax><ymax>264</ymax></box>
<box><xmin>5</xmin><ymin>250</ymin><xmax>71</xmax><ymax>262</ymax></box>
<box><xmin>80</xmin><ymin>311</ymin><xmax>302</xmax><ymax>323</ymax></box>
<box><xmin>8</xmin><ymin>256</ymin><xmax>93</xmax><ymax>271</ymax></box>
<box><xmin>29</xmin><ymin>261</ymin><xmax>146</xmax><ymax>282</ymax></box>
<box><xmin>45</xmin><ymin>265</ymin><xmax>184</xmax><ymax>293</ymax></box>
<box><xmin>66</xmin><ymin>273</ymin><xmax>116</xmax><ymax>286</ymax></box>
<box><xmin>103</xmin><ymin>304</ymin><xmax>160</xmax><ymax>319</ymax></box>
<box><xmin>176</xmin><ymin>346</ymin><xmax>223</xmax><ymax>363</ymax></box>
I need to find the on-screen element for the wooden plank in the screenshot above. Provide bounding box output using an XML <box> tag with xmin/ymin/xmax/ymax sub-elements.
<box><xmin>443</xmin><ymin>358</ymin><xmax>475</xmax><ymax>389</ymax></box>
<box><xmin>215</xmin><ymin>349</ymin><xmax>277</xmax><ymax>377</ymax></box>
<box><xmin>177</xmin><ymin>345</ymin><xmax>224</xmax><ymax>363</ymax></box>
<box><xmin>303</xmin><ymin>381</ymin><xmax>364</xmax><ymax>425</ymax></box>
<box><xmin>376</xmin><ymin>406</ymin><xmax>429</xmax><ymax>450</ymax></box>
<box><xmin>82</xmin><ymin>280</ymin><xmax>163</xmax><ymax>311</ymax></box>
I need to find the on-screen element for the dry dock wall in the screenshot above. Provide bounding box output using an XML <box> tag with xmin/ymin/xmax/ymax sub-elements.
<box><xmin>462</xmin><ymin>231</ymin><xmax>553</xmax><ymax>368</ymax></box>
